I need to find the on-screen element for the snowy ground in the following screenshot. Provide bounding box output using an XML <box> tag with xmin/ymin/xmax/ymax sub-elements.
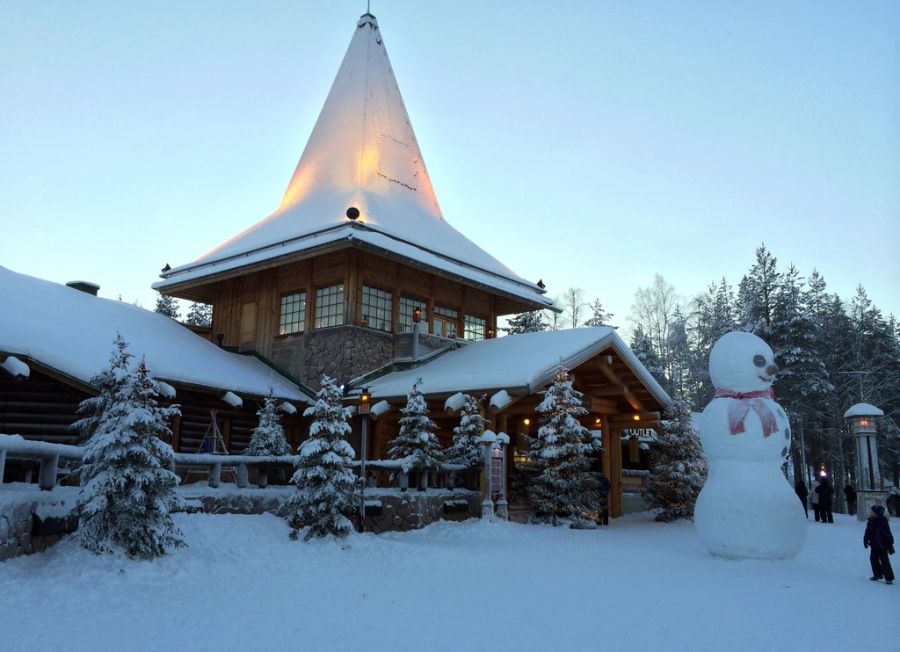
<box><xmin>1</xmin><ymin>512</ymin><xmax>897</xmax><ymax>652</ymax></box>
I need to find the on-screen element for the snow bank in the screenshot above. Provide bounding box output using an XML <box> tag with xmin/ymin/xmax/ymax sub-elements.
<box><xmin>0</xmin><ymin>513</ymin><xmax>893</xmax><ymax>651</ymax></box>
<box><xmin>0</xmin><ymin>355</ymin><xmax>29</xmax><ymax>379</ymax></box>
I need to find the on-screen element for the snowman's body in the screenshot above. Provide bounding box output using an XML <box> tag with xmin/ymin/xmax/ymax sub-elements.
<box><xmin>694</xmin><ymin>332</ymin><xmax>807</xmax><ymax>559</ymax></box>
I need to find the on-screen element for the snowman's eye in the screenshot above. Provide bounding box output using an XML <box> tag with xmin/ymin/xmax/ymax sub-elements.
<box><xmin>753</xmin><ymin>355</ymin><xmax>766</xmax><ymax>367</ymax></box>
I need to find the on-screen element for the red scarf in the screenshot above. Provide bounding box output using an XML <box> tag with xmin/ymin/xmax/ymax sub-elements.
<box><xmin>714</xmin><ymin>388</ymin><xmax>779</xmax><ymax>437</ymax></box>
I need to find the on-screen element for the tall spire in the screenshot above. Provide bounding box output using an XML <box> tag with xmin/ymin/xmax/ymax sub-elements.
<box><xmin>158</xmin><ymin>14</ymin><xmax>550</xmax><ymax>309</ymax></box>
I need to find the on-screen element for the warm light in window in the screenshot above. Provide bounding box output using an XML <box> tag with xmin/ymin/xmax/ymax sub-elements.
<box><xmin>523</xmin><ymin>418</ymin><xmax>531</xmax><ymax>426</ymax></box>
<box><xmin>632</xmin><ymin>414</ymin><xmax>640</xmax><ymax>421</ymax></box>
<box><xmin>595</xmin><ymin>417</ymin><xmax>601</xmax><ymax>425</ymax></box>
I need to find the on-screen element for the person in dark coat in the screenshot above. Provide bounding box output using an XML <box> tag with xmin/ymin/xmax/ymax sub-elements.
<box><xmin>864</xmin><ymin>505</ymin><xmax>895</xmax><ymax>584</ymax></box>
<box><xmin>816</xmin><ymin>477</ymin><xmax>835</xmax><ymax>523</ymax></box>
<box><xmin>597</xmin><ymin>473</ymin><xmax>610</xmax><ymax>526</ymax></box>
<box><xmin>795</xmin><ymin>480</ymin><xmax>809</xmax><ymax>519</ymax></box>
<box><xmin>844</xmin><ymin>483</ymin><xmax>857</xmax><ymax>516</ymax></box>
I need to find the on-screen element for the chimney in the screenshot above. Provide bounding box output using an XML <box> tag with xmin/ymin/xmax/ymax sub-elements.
<box><xmin>66</xmin><ymin>281</ymin><xmax>100</xmax><ymax>296</ymax></box>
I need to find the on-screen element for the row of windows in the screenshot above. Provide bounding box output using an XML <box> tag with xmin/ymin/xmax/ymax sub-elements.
<box><xmin>277</xmin><ymin>283</ymin><xmax>488</xmax><ymax>341</ymax></box>
<box><xmin>279</xmin><ymin>284</ymin><xmax>344</xmax><ymax>335</ymax></box>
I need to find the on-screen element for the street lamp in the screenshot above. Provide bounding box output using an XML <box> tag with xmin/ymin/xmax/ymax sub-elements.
<box><xmin>358</xmin><ymin>387</ymin><xmax>371</xmax><ymax>531</ymax></box>
<box><xmin>844</xmin><ymin>402</ymin><xmax>886</xmax><ymax>520</ymax></box>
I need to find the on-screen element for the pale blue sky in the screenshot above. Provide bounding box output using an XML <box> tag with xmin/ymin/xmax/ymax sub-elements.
<box><xmin>2</xmin><ymin>1</ymin><xmax>898</xmax><ymax>326</ymax></box>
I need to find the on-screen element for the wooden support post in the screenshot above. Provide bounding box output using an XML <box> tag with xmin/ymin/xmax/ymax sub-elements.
<box><xmin>38</xmin><ymin>454</ymin><xmax>59</xmax><ymax>491</ymax></box>
<box><xmin>399</xmin><ymin>470</ymin><xmax>409</xmax><ymax>492</ymax></box>
<box><xmin>236</xmin><ymin>463</ymin><xmax>249</xmax><ymax>488</ymax></box>
<box><xmin>172</xmin><ymin>415</ymin><xmax>182</xmax><ymax>453</ymax></box>
<box><xmin>209</xmin><ymin>462</ymin><xmax>222</xmax><ymax>488</ymax></box>
<box><xmin>257</xmin><ymin>468</ymin><xmax>269</xmax><ymax>489</ymax></box>
<box><xmin>608</xmin><ymin>426</ymin><xmax>622</xmax><ymax>518</ymax></box>
<box><xmin>0</xmin><ymin>448</ymin><xmax>6</xmax><ymax>485</ymax></box>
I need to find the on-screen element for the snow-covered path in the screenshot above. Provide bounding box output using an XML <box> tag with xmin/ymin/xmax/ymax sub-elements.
<box><xmin>1</xmin><ymin>512</ymin><xmax>897</xmax><ymax>651</ymax></box>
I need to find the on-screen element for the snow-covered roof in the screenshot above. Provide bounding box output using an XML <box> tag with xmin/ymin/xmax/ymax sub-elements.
<box><xmin>0</xmin><ymin>266</ymin><xmax>310</xmax><ymax>402</ymax></box>
<box><xmin>153</xmin><ymin>14</ymin><xmax>551</xmax><ymax>310</ymax></box>
<box><xmin>843</xmin><ymin>403</ymin><xmax>884</xmax><ymax>419</ymax></box>
<box><xmin>362</xmin><ymin>327</ymin><xmax>672</xmax><ymax>408</ymax></box>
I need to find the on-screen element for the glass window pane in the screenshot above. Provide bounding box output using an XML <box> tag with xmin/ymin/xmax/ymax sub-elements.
<box><xmin>464</xmin><ymin>314</ymin><xmax>486</xmax><ymax>341</ymax></box>
<box><xmin>361</xmin><ymin>285</ymin><xmax>392</xmax><ymax>332</ymax></box>
<box><xmin>314</xmin><ymin>284</ymin><xmax>344</xmax><ymax>329</ymax></box>
<box><xmin>279</xmin><ymin>292</ymin><xmax>306</xmax><ymax>335</ymax></box>
<box><xmin>399</xmin><ymin>296</ymin><xmax>427</xmax><ymax>333</ymax></box>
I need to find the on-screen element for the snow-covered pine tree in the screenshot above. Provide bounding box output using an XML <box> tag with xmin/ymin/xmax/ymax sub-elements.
<box><xmin>73</xmin><ymin>337</ymin><xmax>183</xmax><ymax>558</ymax></box>
<box><xmin>503</xmin><ymin>310</ymin><xmax>548</xmax><ymax>335</ymax></box>
<box><xmin>583</xmin><ymin>299</ymin><xmax>615</xmax><ymax>328</ymax></box>
<box><xmin>154</xmin><ymin>292</ymin><xmax>180</xmax><ymax>320</ymax></box>
<box><xmin>185</xmin><ymin>302</ymin><xmax>212</xmax><ymax>328</ymax></box>
<box><xmin>285</xmin><ymin>375</ymin><xmax>359</xmax><ymax>540</ymax></box>
<box><xmin>644</xmin><ymin>398</ymin><xmax>707</xmax><ymax>522</ymax></box>
<box><xmin>631</xmin><ymin>325</ymin><xmax>666</xmax><ymax>389</ymax></box>
<box><xmin>446</xmin><ymin>394</ymin><xmax>487</xmax><ymax>467</ymax></box>
<box><xmin>245</xmin><ymin>388</ymin><xmax>292</xmax><ymax>456</ymax></box>
<box><xmin>388</xmin><ymin>383</ymin><xmax>444</xmax><ymax>478</ymax></box>
<box><xmin>527</xmin><ymin>365</ymin><xmax>599</xmax><ymax>525</ymax></box>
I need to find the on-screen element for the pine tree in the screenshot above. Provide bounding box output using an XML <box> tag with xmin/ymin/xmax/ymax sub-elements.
<box><xmin>245</xmin><ymin>389</ymin><xmax>292</xmax><ymax>456</ymax></box>
<box><xmin>185</xmin><ymin>302</ymin><xmax>212</xmax><ymax>328</ymax></box>
<box><xmin>770</xmin><ymin>265</ymin><xmax>833</xmax><ymax>425</ymax></box>
<box><xmin>527</xmin><ymin>366</ymin><xmax>599</xmax><ymax>525</ymax></box>
<box><xmin>446</xmin><ymin>394</ymin><xmax>487</xmax><ymax>467</ymax></box>
<box><xmin>737</xmin><ymin>243</ymin><xmax>780</xmax><ymax>335</ymax></box>
<box><xmin>388</xmin><ymin>383</ymin><xmax>444</xmax><ymax>474</ymax></box>
<box><xmin>630</xmin><ymin>325</ymin><xmax>666</xmax><ymax>388</ymax></box>
<box><xmin>154</xmin><ymin>293</ymin><xmax>180</xmax><ymax>320</ymax></box>
<box><xmin>583</xmin><ymin>298</ymin><xmax>615</xmax><ymax>328</ymax></box>
<box><xmin>73</xmin><ymin>336</ymin><xmax>183</xmax><ymax>558</ymax></box>
<box><xmin>644</xmin><ymin>399</ymin><xmax>707</xmax><ymax>522</ymax></box>
<box><xmin>285</xmin><ymin>375</ymin><xmax>359</xmax><ymax>540</ymax></box>
<box><xmin>503</xmin><ymin>310</ymin><xmax>548</xmax><ymax>335</ymax></box>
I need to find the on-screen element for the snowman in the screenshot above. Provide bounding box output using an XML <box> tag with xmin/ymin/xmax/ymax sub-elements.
<box><xmin>693</xmin><ymin>331</ymin><xmax>807</xmax><ymax>559</ymax></box>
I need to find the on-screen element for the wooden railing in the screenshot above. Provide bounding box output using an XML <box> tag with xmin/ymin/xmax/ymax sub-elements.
<box><xmin>0</xmin><ymin>434</ymin><xmax>83</xmax><ymax>490</ymax></box>
<box><xmin>1</xmin><ymin>434</ymin><xmax>480</xmax><ymax>493</ymax></box>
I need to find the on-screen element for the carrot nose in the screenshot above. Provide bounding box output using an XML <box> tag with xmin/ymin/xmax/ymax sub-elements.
<box><xmin>766</xmin><ymin>364</ymin><xmax>779</xmax><ymax>376</ymax></box>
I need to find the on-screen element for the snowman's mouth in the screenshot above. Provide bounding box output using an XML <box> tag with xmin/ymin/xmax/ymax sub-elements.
<box><xmin>758</xmin><ymin>374</ymin><xmax>772</xmax><ymax>383</ymax></box>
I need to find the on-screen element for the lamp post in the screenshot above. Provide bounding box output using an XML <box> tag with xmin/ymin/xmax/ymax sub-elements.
<box><xmin>479</xmin><ymin>430</ymin><xmax>498</xmax><ymax>521</ymax></box>
<box><xmin>844</xmin><ymin>402</ymin><xmax>886</xmax><ymax>520</ymax></box>
<box><xmin>358</xmin><ymin>387</ymin><xmax>371</xmax><ymax>531</ymax></box>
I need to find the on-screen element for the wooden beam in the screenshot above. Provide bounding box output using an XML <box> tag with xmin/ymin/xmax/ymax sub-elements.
<box><xmin>608</xmin><ymin>411</ymin><xmax>661</xmax><ymax>424</ymax></box>
<box><xmin>599</xmin><ymin>361</ymin><xmax>645</xmax><ymax>412</ymax></box>
<box><xmin>588</xmin><ymin>397</ymin><xmax>618</xmax><ymax>413</ymax></box>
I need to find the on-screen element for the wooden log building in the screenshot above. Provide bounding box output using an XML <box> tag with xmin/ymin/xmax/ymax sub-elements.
<box><xmin>1</xmin><ymin>12</ymin><xmax>670</xmax><ymax>517</ymax></box>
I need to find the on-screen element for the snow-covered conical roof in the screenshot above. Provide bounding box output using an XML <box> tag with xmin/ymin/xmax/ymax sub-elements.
<box><xmin>156</xmin><ymin>14</ymin><xmax>551</xmax><ymax>310</ymax></box>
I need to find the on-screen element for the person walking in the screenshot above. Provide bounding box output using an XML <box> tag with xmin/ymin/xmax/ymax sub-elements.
<box><xmin>795</xmin><ymin>480</ymin><xmax>809</xmax><ymax>519</ymax></box>
<box><xmin>844</xmin><ymin>483</ymin><xmax>857</xmax><ymax>516</ymax></box>
<box><xmin>864</xmin><ymin>505</ymin><xmax>895</xmax><ymax>585</ymax></box>
<box><xmin>811</xmin><ymin>478</ymin><xmax>821</xmax><ymax>522</ymax></box>
<box><xmin>817</xmin><ymin>477</ymin><xmax>835</xmax><ymax>523</ymax></box>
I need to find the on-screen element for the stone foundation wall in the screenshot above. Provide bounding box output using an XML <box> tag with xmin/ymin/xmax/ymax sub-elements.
<box><xmin>363</xmin><ymin>490</ymin><xmax>482</xmax><ymax>533</ymax></box>
<box><xmin>272</xmin><ymin>327</ymin><xmax>394</xmax><ymax>389</ymax></box>
<box><xmin>0</xmin><ymin>484</ymin><xmax>482</xmax><ymax>561</ymax></box>
<box><xmin>0</xmin><ymin>488</ymin><xmax>78</xmax><ymax>562</ymax></box>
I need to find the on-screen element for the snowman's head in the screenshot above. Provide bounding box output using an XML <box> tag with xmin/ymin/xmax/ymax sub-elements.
<box><xmin>709</xmin><ymin>331</ymin><xmax>779</xmax><ymax>393</ymax></box>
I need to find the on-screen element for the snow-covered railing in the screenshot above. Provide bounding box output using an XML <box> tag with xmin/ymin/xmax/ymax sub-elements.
<box><xmin>0</xmin><ymin>434</ymin><xmax>84</xmax><ymax>490</ymax></box>
<box><xmin>0</xmin><ymin>434</ymin><xmax>482</xmax><ymax>494</ymax></box>
<box><xmin>173</xmin><ymin>452</ymin><xmax>298</xmax><ymax>489</ymax></box>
